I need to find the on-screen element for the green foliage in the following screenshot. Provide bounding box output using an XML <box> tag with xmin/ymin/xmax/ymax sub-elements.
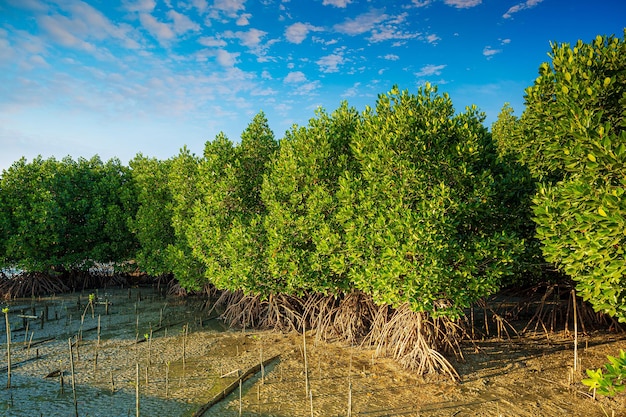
<box><xmin>0</xmin><ymin>155</ymin><xmax>136</xmax><ymax>274</ymax></box>
<box><xmin>338</xmin><ymin>85</ymin><xmax>525</xmax><ymax>317</ymax></box>
<box><xmin>582</xmin><ymin>350</ymin><xmax>626</xmax><ymax>397</ymax></box>
<box><xmin>188</xmin><ymin>112</ymin><xmax>278</xmax><ymax>295</ymax></box>
<box><xmin>494</xmin><ymin>32</ymin><xmax>626</xmax><ymax>322</ymax></box>
<box><xmin>128</xmin><ymin>155</ymin><xmax>175</xmax><ymax>276</ymax></box>
<box><xmin>262</xmin><ymin>103</ymin><xmax>360</xmax><ymax>296</ymax></box>
<box><xmin>166</xmin><ymin>147</ymin><xmax>206</xmax><ymax>290</ymax></box>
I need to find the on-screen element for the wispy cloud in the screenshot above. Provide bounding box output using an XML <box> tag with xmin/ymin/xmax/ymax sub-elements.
<box><xmin>211</xmin><ymin>0</ymin><xmax>246</xmax><ymax>18</ymax></box>
<box><xmin>414</xmin><ymin>64</ymin><xmax>446</xmax><ymax>77</ymax></box>
<box><xmin>323</xmin><ymin>0</ymin><xmax>352</xmax><ymax>7</ymax></box>
<box><xmin>410</xmin><ymin>0</ymin><xmax>433</xmax><ymax>7</ymax></box>
<box><xmin>317</xmin><ymin>52</ymin><xmax>345</xmax><ymax>73</ymax></box>
<box><xmin>224</xmin><ymin>28</ymin><xmax>267</xmax><ymax>49</ymax></box>
<box><xmin>482</xmin><ymin>46</ymin><xmax>501</xmax><ymax>58</ymax></box>
<box><xmin>341</xmin><ymin>82</ymin><xmax>361</xmax><ymax>97</ymax></box>
<box><xmin>215</xmin><ymin>48</ymin><xmax>239</xmax><ymax>67</ymax></box>
<box><xmin>426</xmin><ymin>33</ymin><xmax>440</xmax><ymax>44</ymax></box>
<box><xmin>381</xmin><ymin>54</ymin><xmax>400</xmax><ymax>61</ymax></box>
<box><xmin>333</xmin><ymin>10</ymin><xmax>388</xmax><ymax>36</ymax></box>
<box><xmin>444</xmin><ymin>0</ymin><xmax>482</xmax><ymax>8</ymax></box>
<box><xmin>167</xmin><ymin>10</ymin><xmax>200</xmax><ymax>34</ymax></box>
<box><xmin>282</xmin><ymin>71</ymin><xmax>320</xmax><ymax>95</ymax></box>
<box><xmin>284</xmin><ymin>71</ymin><xmax>308</xmax><ymax>83</ymax></box>
<box><xmin>190</xmin><ymin>0</ymin><xmax>209</xmax><ymax>14</ymax></box>
<box><xmin>503</xmin><ymin>0</ymin><xmax>544</xmax><ymax>18</ymax></box>
<box><xmin>285</xmin><ymin>22</ymin><xmax>323</xmax><ymax>44</ymax></box>
<box><xmin>198</xmin><ymin>36</ymin><xmax>227</xmax><ymax>47</ymax></box>
<box><xmin>139</xmin><ymin>13</ymin><xmax>175</xmax><ymax>45</ymax></box>
<box><xmin>122</xmin><ymin>0</ymin><xmax>156</xmax><ymax>13</ymax></box>
<box><xmin>368</xmin><ymin>13</ymin><xmax>420</xmax><ymax>43</ymax></box>
<box><xmin>36</xmin><ymin>2</ymin><xmax>142</xmax><ymax>52</ymax></box>
<box><xmin>290</xmin><ymin>81</ymin><xmax>321</xmax><ymax>96</ymax></box>
<box><xmin>236</xmin><ymin>13</ymin><xmax>251</xmax><ymax>26</ymax></box>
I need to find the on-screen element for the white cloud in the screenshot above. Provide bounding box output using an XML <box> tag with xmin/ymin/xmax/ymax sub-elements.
<box><xmin>38</xmin><ymin>15</ymin><xmax>96</xmax><ymax>52</ymax></box>
<box><xmin>167</xmin><ymin>10</ymin><xmax>200</xmax><ymax>34</ymax></box>
<box><xmin>342</xmin><ymin>82</ymin><xmax>361</xmax><ymax>97</ymax></box>
<box><xmin>426</xmin><ymin>33</ymin><xmax>440</xmax><ymax>44</ymax></box>
<box><xmin>284</xmin><ymin>71</ymin><xmax>307</xmax><ymax>83</ymax></box>
<box><xmin>500</xmin><ymin>38</ymin><xmax>511</xmax><ymax>44</ymax></box>
<box><xmin>37</xmin><ymin>2</ymin><xmax>142</xmax><ymax>52</ymax></box>
<box><xmin>333</xmin><ymin>10</ymin><xmax>387</xmax><ymax>36</ymax></box>
<box><xmin>414</xmin><ymin>64</ymin><xmax>446</xmax><ymax>77</ymax></box>
<box><xmin>483</xmin><ymin>46</ymin><xmax>501</xmax><ymax>58</ymax></box>
<box><xmin>381</xmin><ymin>54</ymin><xmax>400</xmax><ymax>61</ymax></box>
<box><xmin>261</xmin><ymin>70</ymin><xmax>272</xmax><ymax>79</ymax></box>
<box><xmin>503</xmin><ymin>0</ymin><xmax>543</xmax><ymax>18</ymax></box>
<box><xmin>139</xmin><ymin>13</ymin><xmax>175</xmax><ymax>45</ymax></box>
<box><xmin>211</xmin><ymin>0</ymin><xmax>246</xmax><ymax>18</ymax></box>
<box><xmin>215</xmin><ymin>48</ymin><xmax>239</xmax><ymax>67</ymax></box>
<box><xmin>444</xmin><ymin>0</ymin><xmax>481</xmax><ymax>8</ymax></box>
<box><xmin>122</xmin><ymin>0</ymin><xmax>156</xmax><ymax>13</ymax></box>
<box><xmin>317</xmin><ymin>53</ymin><xmax>344</xmax><ymax>73</ymax></box>
<box><xmin>198</xmin><ymin>36</ymin><xmax>226</xmax><ymax>47</ymax></box>
<box><xmin>190</xmin><ymin>0</ymin><xmax>209</xmax><ymax>14</ymax></box>
<box><xmin>411</xmin><ymin>0</ymin><xmax>432</xmax><ymax>6</ymax></box>
<box><xmin>224</xmin><ymin>28</ymin><xmax>267</xmax><ymax>48</ymax></box>
<box><xmin>250</xmin><ymin>87</ymin><xmax>276</xmax><ymax>96</ymax></box>
<box><xmin>322</xmin><ymin>0</ymin><xmax>351</xmax><ymax>7</ymax></box>
<box><xmin>290</xmin><ymin>81</ymin><xmax>320</xmax><ymax>95</ymax></box>
<box><xmin>6</xmin><ymin>0</ymin><xmax>50</xmax><ymax>12</ymax></box>
<box><xmin>236</xmin><ymin>13</ymin><xmax>251</xmax><ymax>25</ymax></box>
<box><xmin>285</xmin><ymin>22</ymin><xmax>322</xmax><ymax>44</ymax></box>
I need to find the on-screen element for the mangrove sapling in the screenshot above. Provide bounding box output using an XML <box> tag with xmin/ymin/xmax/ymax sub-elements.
<box><xmin>4</xmin><ymin>306</ymin><xmax>11</xmax><ymax>389</ymax></box>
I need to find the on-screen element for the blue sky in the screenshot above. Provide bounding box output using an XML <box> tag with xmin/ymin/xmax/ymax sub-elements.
<box><xmin>1</xmin><ymin>0</ymin><xmax>624</xmax><ymax>171</ymax></box>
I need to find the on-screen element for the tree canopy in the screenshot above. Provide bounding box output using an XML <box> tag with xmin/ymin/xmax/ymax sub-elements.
<box><xmin>493</xmin><ymin>32</ymin><xmax>626</xmax><ymax>322</ymax></box>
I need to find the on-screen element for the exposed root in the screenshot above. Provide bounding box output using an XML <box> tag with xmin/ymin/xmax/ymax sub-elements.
<box><xmin>207</xmin><ymin>290</ymin><xmax>462</xmax><ymax>379</ymax></box>
<box><xmin>216</xmin><ymin>291</ymin><xmax>305</xmax><ymax>332</ymax></box>
<box><xmin>305</xmin><ymin>291</ymin><xmax>378</xmax><ymax>346</ymax></box>
<box><xmin>364</xmin><ymin>303</ymin><xmax>461</xmax><ymax>380</ymax></box>
<box><xmin>0</xmin><ymin>272</ymin><xmax>70</xmax><ymax>299</ymax></box>
<box><xmin>516</xmin><ymin>283</ymin><xmax>619</xmax><ymax>336</ymax></box>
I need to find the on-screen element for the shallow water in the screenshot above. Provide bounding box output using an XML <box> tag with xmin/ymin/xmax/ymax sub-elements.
<box><xmin>1</xmin><ymin>288</ymin><xmax>215</xmax><ymax>417</ymax></box>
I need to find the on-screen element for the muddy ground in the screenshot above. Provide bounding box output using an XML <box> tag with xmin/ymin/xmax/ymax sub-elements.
<box><xmin>1</xmin><ymin>288</ymin><xmax>625</xmax><ymax>416</ymax></box>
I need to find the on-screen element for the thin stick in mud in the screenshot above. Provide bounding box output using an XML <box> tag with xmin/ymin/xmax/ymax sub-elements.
<box><xmin>68</xmin><ymin>338</ymin><xmax>78</xmax><ymax>417</ymax></box>
<box><xmin>4</xmin><ymin>308</ymin><xmax>11</xmax><ymax>389</ymax></box>
<box><xmin>572</xmin><ymin>289</ymin><xmax>578</xmax><ymax>372</ymax></box>
<box><xmin>136</xmin><ymin>362</ymin><xmax>140</xmax><ymax>417</ymax></box>
<box><xmin>303</xmin><ymin>328</ymin><xmax>310</xmax><ymax>397</ymax></box>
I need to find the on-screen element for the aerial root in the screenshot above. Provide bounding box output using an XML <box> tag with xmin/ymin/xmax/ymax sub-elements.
<box><xmin>216</xmin><ymin>291</ymin><xmax>305</xmax><ymax>331</ymax></box>
<box><xmin>305</xmin><ymin>291</ymin><xmax>378</xmax><ymax>346</ymax></box>
<box><xmin>0</xmin><ymin>272</ymin><xmax>70</xmax><ymax>300</ymax></box>
<box><xmin>365</xmin><ymin>303</ymin><xmax>461</xmax><ymax>380</ymax></box>
<box><xmin>209</xmin><ymin>289</ymin><xmax>461</xmax><ymax>378</ymax></box>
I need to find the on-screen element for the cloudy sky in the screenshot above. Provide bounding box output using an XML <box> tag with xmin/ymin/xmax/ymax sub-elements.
<box><xmin>1</xmin><ymin>0</ymin><xmax>624</xmax><ymax>171</ymax></box>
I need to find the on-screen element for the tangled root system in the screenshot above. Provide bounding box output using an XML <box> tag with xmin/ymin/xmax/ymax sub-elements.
<box><xmin>365</xmin><ymin>303</ymin><xmax>462</xmax><ymax>379</ymax></box>
<box><xmin>216</xmin><ymin>290</ymin><xmax>305</xmax><ymax>332</ymax></box>
<box><xmin>305</xmin><ymin>291</ymin><xmax>378</xmax><ymax>346</ymax></box>
<box><xmin>0</xmin><ymin>272</ymin><xmax>69</xmax><ymax>299</ymax></box>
